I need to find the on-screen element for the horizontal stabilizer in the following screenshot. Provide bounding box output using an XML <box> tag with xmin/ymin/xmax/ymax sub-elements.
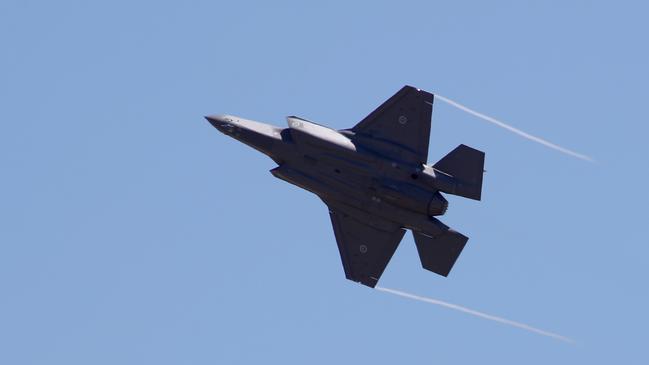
<box><xmin>412</xmin><ymin>230</ymin><xmax>468</xmax><ymax>277</ymax></box>
<box><xmin>434</xmin><ymin>144</ymin><xmax>485</xmax><ymax>200</ymax></box>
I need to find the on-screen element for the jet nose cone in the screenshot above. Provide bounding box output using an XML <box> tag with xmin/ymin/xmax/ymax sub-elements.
<box><xmin>205</xmin><ymin>114</ymin><xmax>224</xmax><ymax>128</ymax></box>
<box><xmin>205</xmin><ymin>115</ymin><xmax>236</xmax><ymax>133</ymax></box>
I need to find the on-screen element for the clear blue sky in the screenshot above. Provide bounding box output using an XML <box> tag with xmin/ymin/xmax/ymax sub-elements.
<box><xmin>1</xmin><ymin>1</ymin><xmax>648</xmax><ymax>364</ymax></box>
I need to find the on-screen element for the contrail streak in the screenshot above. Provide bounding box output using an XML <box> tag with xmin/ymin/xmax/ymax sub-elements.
<box><xmin>431</xmin><ymin>94</ymin><xmax>594</xmax><ymax>163</ymax></box>
<box><xmin>376</xmin><ymin>286</ymin><xmax>574</xmax><ymax>344</ymax></box>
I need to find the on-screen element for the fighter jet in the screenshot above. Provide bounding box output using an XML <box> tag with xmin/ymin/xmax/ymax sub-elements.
<box><xmin>206</xmin><ymin>86</ymin><xmax>484</xmax><ymax>288</ymax></box>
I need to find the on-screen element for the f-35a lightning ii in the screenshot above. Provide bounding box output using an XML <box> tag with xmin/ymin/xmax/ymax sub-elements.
<box><xmin>206</xmin><ymin>86</ymin><xmax>485</xmax><ymax>288</ymax></box>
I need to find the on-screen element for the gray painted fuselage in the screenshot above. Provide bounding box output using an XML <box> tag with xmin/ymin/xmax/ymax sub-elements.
<box><xmin>208</xmin><ymin>114</ymin><xmax>453</xmax><ymax>234</ymax></box>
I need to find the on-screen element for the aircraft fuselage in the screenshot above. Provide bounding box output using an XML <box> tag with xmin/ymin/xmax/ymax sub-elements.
<box><xmin>208</xmin><ymin>114</ymin><xmax>456</xmax><ymax>235</ymax></box>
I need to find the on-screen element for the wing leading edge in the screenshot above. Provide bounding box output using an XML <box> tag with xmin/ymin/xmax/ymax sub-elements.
<box><xmin>327</xmin><ymin>205</ymin><xmax>405</xmax><ymax>288</ymax></box>
<box><xmin>350</xmin><ymin>85</ymin><xmax>434</xmax><ymax>165</ymax></box>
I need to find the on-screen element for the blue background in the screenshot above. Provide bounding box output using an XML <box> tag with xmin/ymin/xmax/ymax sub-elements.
<box><xmin>1</xmin><ymin>1</ymin><xmax>648</xmax><ymax>363</ymax></box>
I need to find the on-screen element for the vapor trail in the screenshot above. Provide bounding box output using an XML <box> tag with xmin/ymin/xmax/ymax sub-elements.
<box><xmin>431</xmin><ymin>95</ymin><xmax>594</xmax><ymax>163</ymax></box>
<box><xmin>376</xmin><ymin>286</ymin><xmax>574</xmax><ymax>344</ymax></box>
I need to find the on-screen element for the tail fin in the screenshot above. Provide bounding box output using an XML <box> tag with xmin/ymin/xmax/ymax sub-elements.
<box><xmin>413</xmin><ymin>229</ymin><xmax>468</xmax><ymax>277</ymax></box>
<box><xmin>434</xmin><ymin>144</ymin><xmax>485</xmax><ymax>201</ymax></box>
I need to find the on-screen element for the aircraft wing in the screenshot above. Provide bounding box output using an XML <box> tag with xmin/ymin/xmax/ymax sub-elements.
<box><xmin>326</xmin><ymin>202</ymin><xmax>406</xmax><ymax>287</ymax></box>
<box><xmin>351</xmin><ymin>85</ymin><xmax>433</xmax><ymax>165</ymax></box>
